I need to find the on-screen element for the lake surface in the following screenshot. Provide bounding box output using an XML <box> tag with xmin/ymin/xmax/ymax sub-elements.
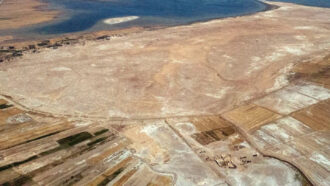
<box><xmin>36</xmin><ymin>0</ymin><xmax>269</xmax><ymax>35</ymax></box>
<box><xmin>31</xmin><ymin>0</ymin><xmax>330</xmax><ymax>36</ymax></box>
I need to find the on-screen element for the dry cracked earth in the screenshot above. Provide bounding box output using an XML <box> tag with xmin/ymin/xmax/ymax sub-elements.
<box><xmin>0</xmin><ymin>1</ymin><xmax>329</xmax><ymax>186</ymax></box>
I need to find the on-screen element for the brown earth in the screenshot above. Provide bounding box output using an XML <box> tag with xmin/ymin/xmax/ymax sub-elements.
<box><xmin>0</xmin><ymin>0</ymin><xmax>57</xmax><ymax>30</ymax></box>
<box><xmin>0</xmin><ymin>2</ymin><xmax>329</xmax><ymax>119</ymax></box>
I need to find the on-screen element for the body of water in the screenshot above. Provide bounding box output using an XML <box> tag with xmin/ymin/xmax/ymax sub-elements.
<box><xmin>36</xmin><ymin>0</ymin><xmax>269</xmax><ymax>35</ymax></box>
<box><xmin>23</xmin><ymin>0</ymin><xmax>330</xmax><ymax>36</ymax></box>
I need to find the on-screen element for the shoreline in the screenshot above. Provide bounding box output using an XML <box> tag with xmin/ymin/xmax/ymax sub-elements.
<box><xmin>0</xmin><ymin>0</ymin><xmax>275</xmax><ymax>45</ymax></box>
<box><xmin>2</xmin><ymin>0</ymin><xmax>330</xmax><ymax>45</ymax></box>
<box><xmin>0</xmin><ymin>0</ymin><xmax>278</xmax><ymax>62</ymax></box>
<box><xmin>1</xmin><ymin>1</ymin><xmax>329</xmax><ymax>122</ymax></box>
<box><xmin>0</xmin><ymin>1</ymin><xmax>277</xmax><ymax>63</ymax></box>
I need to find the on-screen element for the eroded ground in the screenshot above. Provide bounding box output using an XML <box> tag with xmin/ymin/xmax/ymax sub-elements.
<box><xmin>0</xmin><ymin>1</ymin><xmax>329</xmax><ymax>186</ymax></box>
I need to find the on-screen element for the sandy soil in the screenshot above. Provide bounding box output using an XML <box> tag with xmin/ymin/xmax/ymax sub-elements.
<box><xmin>0</xmin><ymin>0</ymin><xmax>57</xmax><ymax>30</ymax></box>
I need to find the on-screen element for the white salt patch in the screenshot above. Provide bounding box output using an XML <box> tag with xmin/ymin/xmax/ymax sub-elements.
<box><xmin>314</xmin><ymin>138</ymin><xmax>324</xmax><ymax>146</ymax></box>
<box><xmin>282</xmin><ymin>46</ymin><xmax>304</xmax><ymax>55</ymax></box>
<box><xmin>294</xmin><ymin>83</ymin><xmax>330</xmax><ymax>100</ymax></box>
<box><xmin>275</xmin><ymin>90</ymin><xmax>317</xmax><ymax>114</ymax></box>
<box><xmin>263</xmin><ymin>124</ymin><xmax>292</xmax><ymax>142</ymax></box>
<box><xmin>246</xmin><ymin>62</ymin><xmax>260</xmax><ymax>75</ymax></box>
<box><xmin>228</xmin><ymin>158</ymin><xmax>301</xmax><ymax>186</ymax></box>
<box><xmin>261</xmin><ymin>86</ymin><xmax>318</xmax><ymax>115</ymax></box>
<box><xmin>254</xmin><ymin>130</ymin><xmax>281</xmax><ymax>145</ymax></box>
<box><xmin>140</xmin><ymin>123</ymin><xmax>225</xmax><ymax>185</ymax></box>
<box><xmin>141</xmin><ymin>124</ymin><xmax>160</xmax><ymax>135</ymax></box>
<box><xmin>276</xmin><ymin>117</ymin><xmax>311</xmax><ymax>135</ymax></box>
<box><xmin>282</xmin><ymin>43</ymin><xmax>313</xmax><ymax>56</ymax></box>
<box><xmin>265</xmin><ymin>51</ymin><xmax>285</xmax><ymax>62</ymax></box>
<box><xmin>310</xmin><ymin>153</ymin><xmax>330</xmax><ymax>171</ymax></box>
<box><xmin>265</xmin><ymin>43</ymin><xmax>312</xmax><ymax>64</ymax></box>
<box><xmin>312</xmin><ymin>136</ymin><xmax>330</xmax><ymax>151</ymax></box>
<box><xmin>103</xmin><ymin>16</ymin><xmax>139</xmax><ymax>25</ymax></box>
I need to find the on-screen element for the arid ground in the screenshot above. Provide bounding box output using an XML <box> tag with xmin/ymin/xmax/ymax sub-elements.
<box><xmin>0</xmin><ymin>0</ymin><xmax>57</xmax><ymax>42</ymax></box>
<box><xmin>0</xmin><ymin>1</ymin><xmax>329</xmax><ymax>185</ymax></box>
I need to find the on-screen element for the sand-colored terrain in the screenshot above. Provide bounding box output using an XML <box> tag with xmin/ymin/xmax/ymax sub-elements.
<box><xmin>0</xmin><ymin>0</ymin><xmax>57</xmax><ymax>30</ymax></box>
<box><xmin>0</xmin><ymin>2</ymin><xmax>329</xmax><ymax>119</ymax></box>
<box><xmin>0</xmin><ymin>1</ymin><xmax>329</xmax><ymax>186</ymax></box>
